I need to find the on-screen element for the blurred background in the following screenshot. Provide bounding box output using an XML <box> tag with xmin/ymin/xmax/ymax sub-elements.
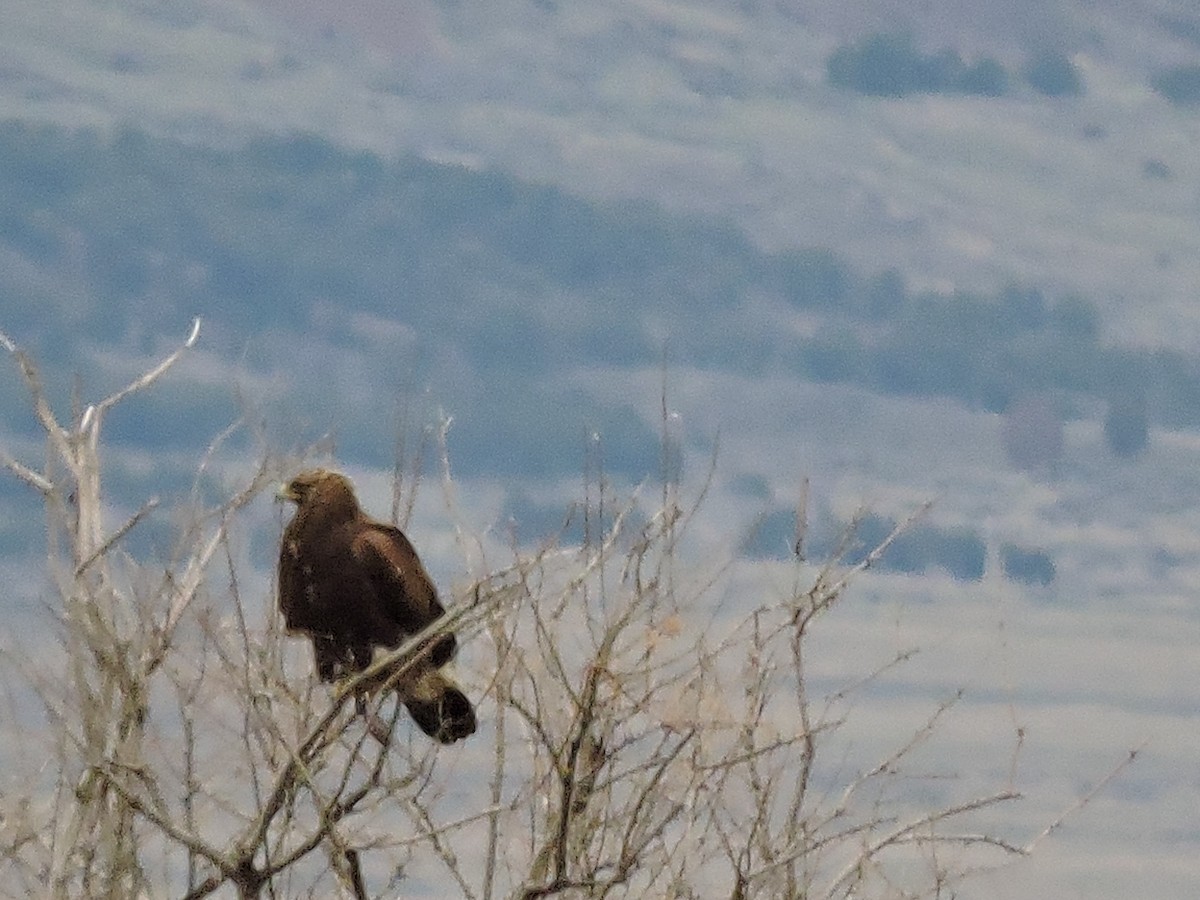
<box><xmin>1</xmin><ymin>2</ymin><xmax>1198</xmax><ymax>895</ymax></box>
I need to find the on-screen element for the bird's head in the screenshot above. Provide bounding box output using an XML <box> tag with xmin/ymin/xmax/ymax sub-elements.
<box><xmin>277</xmin><ymin>469</ymin><xmax>359</xmax><ymax>514</ymax></box>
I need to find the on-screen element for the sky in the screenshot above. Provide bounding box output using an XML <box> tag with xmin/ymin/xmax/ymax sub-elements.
<box><xmin>1</xmin><ymin>0</ymin><xmax>1199</xmax><ymax>896</ymax></box>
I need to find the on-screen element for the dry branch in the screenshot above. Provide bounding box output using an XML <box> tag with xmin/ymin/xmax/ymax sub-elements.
<box><xmin>0</xmin><ymin>323</ymin><xmax>1137</xmax><ymax>899</ymax></box>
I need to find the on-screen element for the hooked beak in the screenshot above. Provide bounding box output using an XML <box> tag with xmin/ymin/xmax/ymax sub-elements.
<box><xmin>275</xmin><ymin>482</ymin><xmax>300</xmax><ymax>503</ymax></box>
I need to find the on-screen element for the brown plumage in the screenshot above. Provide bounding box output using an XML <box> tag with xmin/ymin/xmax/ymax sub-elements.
<box><xmin>276</xmin><ymin>468</ymin><xmax>475</xmax><ymax>744</ymax></box>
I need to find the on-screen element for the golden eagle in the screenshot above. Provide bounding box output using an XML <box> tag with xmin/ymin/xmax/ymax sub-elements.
<box><xmin>277</xmin><ymin>469</ymin><xmax>476</xmax><ymax>743</ymax></box>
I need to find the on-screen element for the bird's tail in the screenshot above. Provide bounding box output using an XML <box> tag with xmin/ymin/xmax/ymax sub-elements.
<box><xmin>397</xmin><ymin>667</ymin><xmax>477</xmax><ymax>744</ymax></box>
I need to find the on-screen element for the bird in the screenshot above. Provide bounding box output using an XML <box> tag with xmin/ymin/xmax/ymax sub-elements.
<box><xmin>276</xmin><ymin>468</ymin><xmax>476</xmax><ymax>744</ymax></box>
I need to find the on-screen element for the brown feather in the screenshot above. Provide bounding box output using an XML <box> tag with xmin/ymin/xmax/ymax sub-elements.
<box><xmin>277</xmin><ymin>468</ymin><xmax>475</xmax><ymax>743</ymax></box>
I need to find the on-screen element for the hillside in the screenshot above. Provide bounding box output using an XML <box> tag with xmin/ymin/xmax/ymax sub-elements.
<box><xmin>9</xmin><ymin>0</ymin><xmax>1200</xmax><ymax>345</ymax></box>
<box><xmin>1</xmin><ymin>2</ymin><xmax>1198</xmax><ymax>897</ymax></box>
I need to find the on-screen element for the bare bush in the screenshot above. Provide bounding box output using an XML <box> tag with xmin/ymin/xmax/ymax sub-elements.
<box><xmin>0</xmin><ymin>322</ymin><xmax>1134</xmax><ymax>898</ymax></box>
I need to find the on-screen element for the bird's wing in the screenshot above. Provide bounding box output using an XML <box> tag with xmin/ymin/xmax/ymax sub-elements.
<box><xmin>277</xmin><ymin>532</ymin><xmax>308</xmax><ymax>630</ymax></box>
<box><xmin>351</xmin><ymin>523</ymin><xmax>447</xmax><ymax>636</ymax></box>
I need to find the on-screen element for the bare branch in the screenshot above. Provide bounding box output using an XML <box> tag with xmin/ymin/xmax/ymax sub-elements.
<box><xmin>92</xmin><ymin>317</ymin><xmax>202</xmax><ymax>421</ymax></box>
<box><xmin>74</xmin><ymin>497</ymin><xmax>160</xmax><ymax>577</ymax></box>
<box><xmin>0</xmin><ymin>339</ymin><xmax>72</xmax><ymax>467</ymax></box>
<box><xmin>92</xmin><ymin>765</ymin><xmax>229</xmax><ymax>873</ymax></box>
<box><xmin>405</xmin><ymin>796</ymin><xmax>478</xmax><ymax>900</ymax></box>
<box><xmin>824</xmin><ymin>790</ymin><xmax>1023</xmax><ymax>897</ymax></box>
<box><xmin>1023</xmin><ymin>741</ymin><xmax>1147</xmax><ymax>854</ymax></box>
<box><xmin>0</xmin><ymin>448</ymin><xmax>54</xmax><ymax>494</ymax></box>
<box><xmin>1</xmin><ymin>326</ymin><xmax>1137</xmax><ymax>900</ymax></box>
<box><xmin>819</xmin><ymin>501</ymin><xmax>934</xmax><ymax>603</ymax></box>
